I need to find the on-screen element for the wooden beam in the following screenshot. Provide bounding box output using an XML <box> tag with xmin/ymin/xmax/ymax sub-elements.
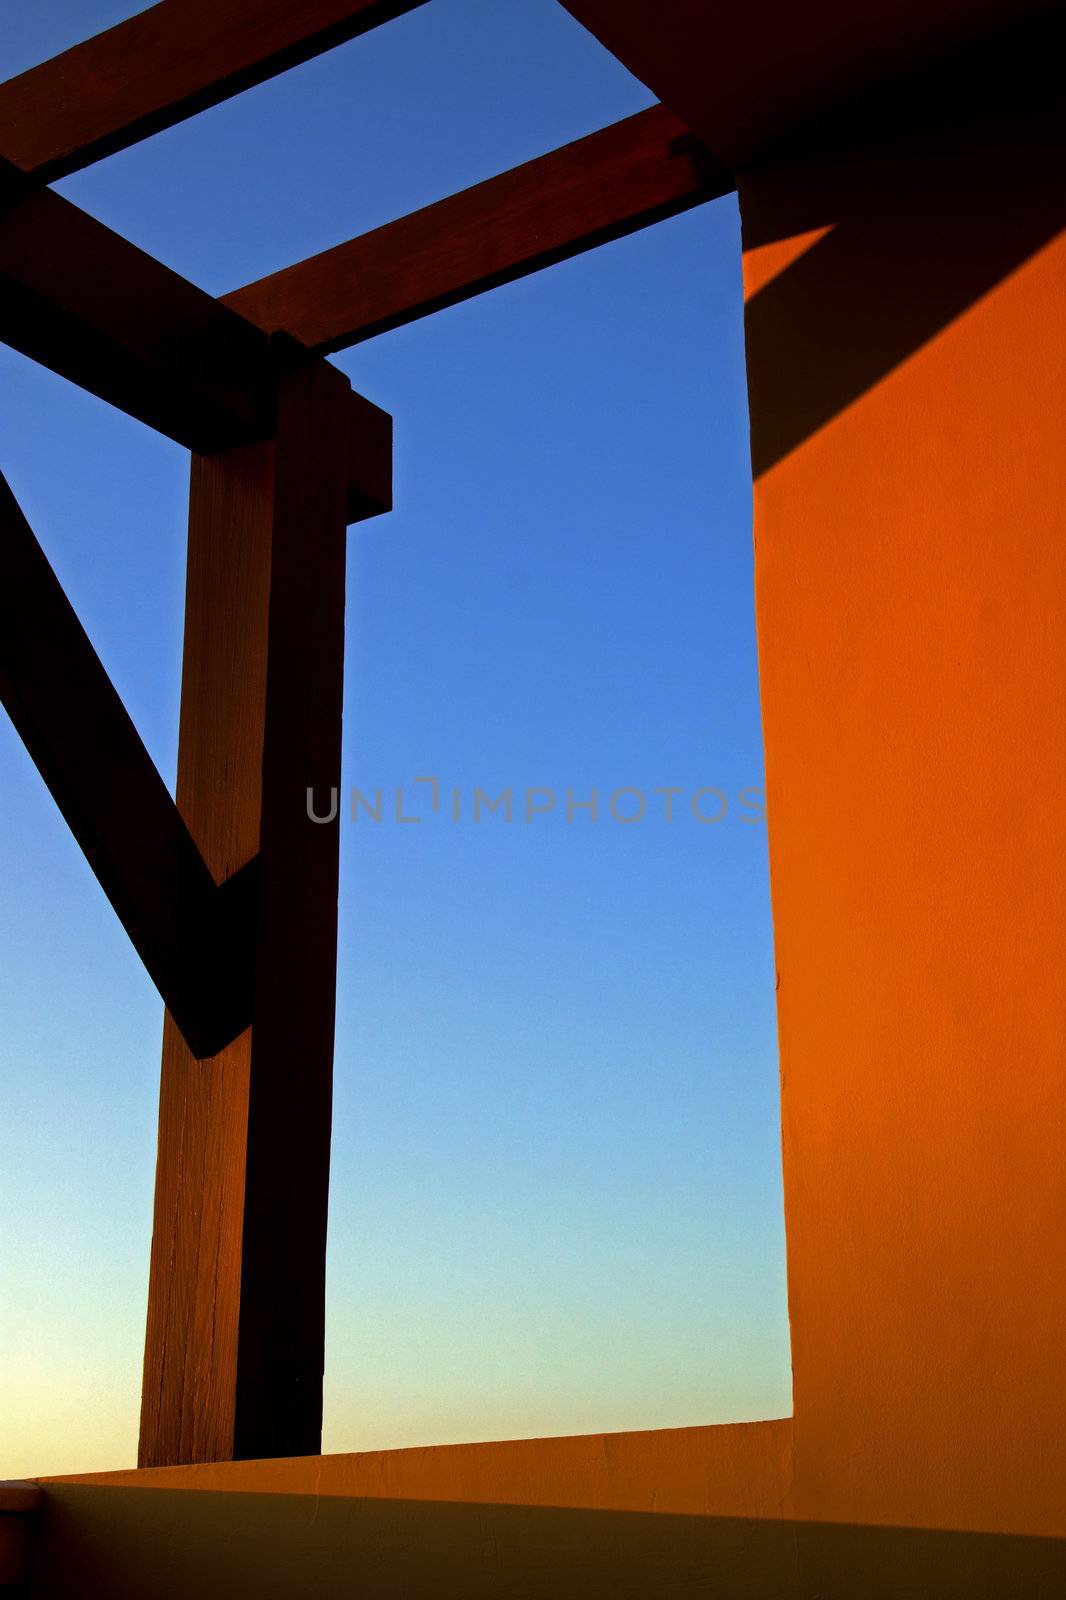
<box><xmin>140</xmin><ymin>359</ymin><xmax>356</xmax><ymax>1466</ymax></box>
<box><xmin>557</xmin><ymin>0</ymin><xmax>1055</xmax><ymax>169</ymax></box>
<box><xmin>0</xmin><ymin>468</ymin><xmax>256</xmax><ymax>1059</ymax></box>
<box><xmin>0</xmin><ymin>156</ymin><xmax>275</xmax><ymax>454</ymax></box>
<box><xmin>0</xmin><ymin>0</ymin><xmax>429</xmax><ymax>184</ymax></box>
<box><xmin>222</xmin><ymin>104</ymin><xmax>734</xmax><ymax>353</ymax></box>
<box><xmin>0</xmin><ymin>160</ymin><xmax>391</xmax><ymax>509</ymax></box>
<box><xmin>345</xmin><ymin>386</ymin><xmax>393</xmax><ymax>522</ymax></box>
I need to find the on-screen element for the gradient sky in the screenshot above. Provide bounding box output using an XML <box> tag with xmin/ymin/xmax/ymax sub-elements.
<box><xmin>0</xmin><ymin>0</ymin><xmax>790</xmax><ymax>1478</ymax></box>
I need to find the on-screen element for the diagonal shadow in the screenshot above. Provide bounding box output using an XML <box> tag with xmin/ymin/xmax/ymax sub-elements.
<box><xmin>29</xmin><ymin>1483</ymin><xmax>1066</xmax><ymax>1600</ymax></box>
<box><xmin>740</xmin><ymin>6</ymin><xmax>1064</xmax><ymax>478</ymax></box>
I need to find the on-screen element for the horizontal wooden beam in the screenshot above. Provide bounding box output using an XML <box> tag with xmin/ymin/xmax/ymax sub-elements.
<box><xmin>222</xmin><ymin>104</ymin><xmax>734</xmax><ymax>353</ymax></box>
<box><xmin>0</xmin><ymin>160</ymin><xmax>391</xmax><ymax>510</ymax></box>
<box><xmin>344</xmin><ymin>387</ymin><xmax>392</xmax><ymax>522</ymax></box>
<box><xmin>0</xmin><ymin>156</ymin><xmax>276</xmax><ymax>453</ymax></box>
<box><xmin>0</xmin><ymin>467</ymin><xmax>257</xmax><ymax>1058</ymax></box>
<box><xmin>0</xmin><ymin>0</ymin><xmax>429</xmax><ymax>184</ymax></box>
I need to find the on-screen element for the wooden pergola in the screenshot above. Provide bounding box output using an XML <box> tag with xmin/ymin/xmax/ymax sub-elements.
<box><xmin>0</xmin><ymin>0</ymin><xmax>733</xmax><ymax>1470</ymax></box>
<box><xmin>4</xmin><ymin>4</ymin><xmax>1065</xmax><ymax>1594</ymax></box>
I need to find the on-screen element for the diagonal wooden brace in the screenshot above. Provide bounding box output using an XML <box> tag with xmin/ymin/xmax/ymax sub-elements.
<box><xmin>0</xmin><ymin>467</ymin><xmax>258</xmax><ymax>1059</ymax></box>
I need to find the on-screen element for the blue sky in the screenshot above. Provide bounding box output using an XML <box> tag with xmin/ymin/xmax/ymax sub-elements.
<box><xmin>0</xmin><ymin>0</ymin><xmax>789</xmax><ymax>1476</ymax></box>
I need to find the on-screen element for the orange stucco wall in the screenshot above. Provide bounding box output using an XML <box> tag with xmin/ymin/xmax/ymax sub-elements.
<box><xmin>740</xmin><ymin>81</ymin><xmax>1066</xmax><ymax>1564</ymax></box>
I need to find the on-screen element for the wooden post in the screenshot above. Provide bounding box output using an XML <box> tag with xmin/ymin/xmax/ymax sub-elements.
<box><xmin>139</xmin><ymin>359</ymin><xmax>353</xmax><ymax>1465</ymax></box>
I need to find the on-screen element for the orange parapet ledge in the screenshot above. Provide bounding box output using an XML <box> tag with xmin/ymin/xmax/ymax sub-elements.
<box><xmin>32</xmin><ymin>1423</ymin><xmax>795</xmax><ymax>1597</ymax></box>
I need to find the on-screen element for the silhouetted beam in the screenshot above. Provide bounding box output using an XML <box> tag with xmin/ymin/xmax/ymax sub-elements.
<box><xmin>223</xmin><ymin>104</ymin><xmax>734</xmax><ymax>352</ymax></box>
<box><xmin>344</xmin><ymin>386</ymin><xmax>393</xmax><ymax>522</ymax></box>
<box><xmin>557</xmin><ymin>0</ymin><xmax>1053</xmax><ymax>167</ymax></box>
<box><xmin>0</xmin><ymin>469</ymin><xmax>257</xmax><ymax>1059</ymax></box>
<box><xmin>0</xmin><ymin>160</ymin><xmax>392</xmax><ymax>509</ymax></box>
<box><xmin>0</xmin><ymin>156</ymin><xmax>275</xmax><ymax>452</ymax></box>
<box><xmin>0</xmin><ymin>0</ymin><xmax>429</xmax><ymax>184</ymax></box>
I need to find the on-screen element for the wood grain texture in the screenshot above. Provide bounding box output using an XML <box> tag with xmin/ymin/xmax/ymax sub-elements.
<box><xmin>0</xmin><ymin>0</ymin><xmax>428</xmax><ymax>184</ymax></box>
<box><xmin>140</xmin><ymin>361</ymin><xmax>359</xmax><ymax>1467</ymax></box>
<box><xmin>140</xmin><ymin>439</ymin><xmax>275</xmax><ymax>1467</ymax></box>
<box><xmin>0</xmin><ymin>467</ymin><xmax>255</xmax><ymax>1058</ymax></box>
<box><xmin>223</xmin><ymin>104</ymin><xmax>733</xmax><ymax>353</ymax></box>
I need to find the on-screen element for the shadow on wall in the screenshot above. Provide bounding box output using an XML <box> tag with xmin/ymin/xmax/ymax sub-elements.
<box><xmin>28</xmin><ymin>1485</ymin><xmax>1066</xmax><ymax>1600</ymax></box>
<box><xmin>741</xmin><ymin>7</ymin><xmax>1065</xmax><ymax>478</ymax></box>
